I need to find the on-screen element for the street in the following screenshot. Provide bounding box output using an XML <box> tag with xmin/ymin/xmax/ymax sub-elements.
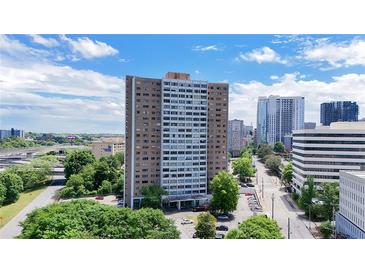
<box><xmin>0</xmin><ymin>175</ymin><xmax>65</xmax><ymax>239</ymax></box>
<box><xmin>253</xmin><ymin>156</ymin><xmax>314</xmax><ymax>239</ymax></box>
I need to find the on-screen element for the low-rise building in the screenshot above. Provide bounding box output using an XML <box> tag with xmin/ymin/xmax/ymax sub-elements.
<box><xmin>336</xmin><ymin>171</ymin><xmax>365</xmax><ymax>239</ymax></box>
<box><xmin>91</xmin><ymin>137</ymin><xmax>125</xmax><ymax>159</ymax></box>
<box><xmin>292</xmin><ymin>122</ymin><xmax>365</xmax><ymax>192</ymax></box>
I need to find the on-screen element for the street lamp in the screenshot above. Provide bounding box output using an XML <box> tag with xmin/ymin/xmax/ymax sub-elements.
<box><xmin>271</xmin><ymin>193</ymin><xmax>275</xmax><ymax>219</ymax></box>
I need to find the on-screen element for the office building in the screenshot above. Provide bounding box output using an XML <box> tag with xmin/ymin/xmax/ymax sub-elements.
<box><xmin>283</xmin><ymin>134</ymin><xmax>293</xmax><ymax>151</ymax></box>
<box><xmin>304</xmin><ymin>122</ymin><xmax>316</xmax><ymax>129</ymax></box>
<box><xmin>125</xmin><ymin>72</ymin><xmax>228</xmax><ymax>209</ymax></box>
<box><xmin>0</xmin><ymin>128</ymin><xmax>24</xmax><ymax>139</ymax></box>
<box><xmin>336</xmin><ymin>171</ymin><xmax>365</xmax><ymax>239</ymax></box>
<box><xmin>91</xmin><ymin>137</ymin><xmax>125</xmax><ymax>159</ymax></box>
<box><xmin>320</xmin><ymin>101</ymin><xmax>359</xmax><ymax>126</ymax></box>
<box><xmin>291</xmin><ymin>122</ymin><xmax>365</xmax><ymax>192</ymax></box>
<box><xmin>228</xmin><ymin>119</ymin><xmax>245</xmax><ymax>157</ymax></box>
<box><xmin>256</xmin><ymin>95</ymin><xmax>304</xmax><ymax>145</ymax></box>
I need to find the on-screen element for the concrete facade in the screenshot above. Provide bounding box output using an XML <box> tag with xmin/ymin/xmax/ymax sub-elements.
<box><xmin>91</xmin><ymin>137</ymin><xmax>125</xmax><ymax>159</ymax></box>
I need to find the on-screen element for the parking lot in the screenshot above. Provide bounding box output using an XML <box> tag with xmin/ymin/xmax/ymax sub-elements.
<box><xmin>166</xmin><ymin>187</ymin><xmax>255</xmax><ymax>239</ymax></box>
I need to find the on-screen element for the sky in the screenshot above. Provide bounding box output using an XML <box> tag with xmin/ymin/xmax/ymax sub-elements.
<box><xmin>1</xmin><ymin>34</ymin><xmax>365</xmax><ymax>133</ymax></box>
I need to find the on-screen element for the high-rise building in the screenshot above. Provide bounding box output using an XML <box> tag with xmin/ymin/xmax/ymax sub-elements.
<box><xmin>0</xmin><ymin>128</ymin><xmax>24</xmax><ymax>139</ymax></box>
<box><xmin>336</xmin><ymin>171</ymin><xmax>365</xmax><ymax>239</ymax></box>
<box><xmin>320</xmin><ymin>101</ymin><xmax>359</xmax><ymax>126</ymax></box>
<box><xmin>256</xmin><ymin>95</ymin><xmax>304</xmax><ymax>145</ymax></box>
<box><xmin>228</xmin><ymin>119</ymin><xmax>245</xmax><ymax>157</ymax></box>
<box><xmin>304</xmin><ymin>122</ymin><xmax>316</xmax><ymax>129</ymax></box>
<box><xmin>124</xmin><ymin>72</ymin><xmax>228</xmax><ymax>209</ymax></box>
<box><xmin>291</xmin><ymin>122</ymin><xmax>365</xmax><ymax>192</ymax></box>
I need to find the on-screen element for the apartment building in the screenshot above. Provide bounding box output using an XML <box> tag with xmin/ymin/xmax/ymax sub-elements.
<box><xmin>228</xmin><ymin>119</ymin><xmax>245</xmax><ymax>157</ymax></box>
<box><xmin>91</xmin><ymin>137</ymin><xmax>125</xmax><ymax>159</ymax></box>
<box><xmin>321</xmin><ymin>101</ymin><xmax>359</xmax><ymax>126</ymax></box>
<box><xmin>336</xmin><ymin>171</ymin><xmax>365</xmax><ymax>239</ymax></box>
<box><xmin>125</xmin><ymin>72</ymin><xmax>228</xmax><ymax>209</ymax></box>
<box><xmin>291</xmin><ymin>122</ymin><xmax>365</xmax><ymax>192</ymax></box>
<box><xmin>0</xmin><ymin>128</ymin><xmax>25</xmax><ymax>139</ymax></box>
<box><xmin>256</xmin><ymin>95</ymin><xmax>304</xmax><ymax>145</ymax></box>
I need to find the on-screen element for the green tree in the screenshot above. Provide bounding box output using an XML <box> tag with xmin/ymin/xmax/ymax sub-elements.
<box><xmin>210</xmin><ymin>171</ymin><xmax>239</xmax><ymax>214</ymax></box>
<box><xmin>94</xmin><ymin>160</ymin><xmax>118</xmax><ymax>189</ymax></box>
<box><xmin>232</xmin><ymin>157</ymin><xmax>255</xmax><ymax>182</ymax></box>
<box><xmin>225</xmin><ymin>215</ymin><xmax>283</xmax><ymax>239</ymax></box>
<box><xmin>195</xmin><ymin>212</ymin><xmax>216</xmax><ymax>239</ymax></box>
<box><xmin>64</xmin><ymin>150</ymin><xmax>96</xmax><ymax>179</ymax></box>
<box><xmin>0</xmin><ymin>181</ymin><xmax>6</xmax><ymax>206</ymax></box>
<box><xmin>141</xmin><ymin>185</ymin><xmax>167</xmax><ymax>209</ymax></box>
<box><xmin>79</xmin><ymin>164</ymin><xmax>96</xmax><ymax>191</ymax></box>
<box><xmin>274</xmin><ymin>141</ymin><xmax>285</xmax><ymax>153</ymax></box>
<box><xmin>257</xmin><ymin>144</ymin><xmax>273</xmax><ymax>160</ymax></box>
<box><xmin>18</xmin><ymin>200</ymin><xmax>180</xmax><ymax>239</ymax></box>
<box><xmin>281</xmin><ymin>162</ymin><xmax>293</xmax><ymax>186</ymax></box>
<box><xmin>298</xmin><ymin>177</ymin><xmax>316</xmax><ymax>216</ymax></box>
<box><xmin>0</xmin><ymin>172</ymin><xmax>24</xmax><ymax>204</ymax></box>
<box><xmin>317</xmin><ymin>182</ymin><xmax>339</xmax><ymax>221</ymax></box>
<box><xmin>60</xmin><ymin>174</ymin><xmax>86</xmax><ymax>198</ymax></box>
<box><xmin>98</xmin><ymin>180</ymin><xmax>113</xmax><ymax>195</ymax></box>
<box><xmin>265</xmin><ymin>155</ymin><xmax>281</xmax><ymax>175</ymax></box>
<box><xmin>319</xmin><ymin>221</ymin><xmax>333</xmax><ymax>239</ymax></box>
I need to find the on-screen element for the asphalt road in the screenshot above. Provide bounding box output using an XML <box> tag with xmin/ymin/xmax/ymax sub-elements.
<box><xmin>0</xmin><ymin>175</ymin><xmax>65</xmax><ymax>239</ymax></box>
<box><xmin>253</xmin><ymin>156</ymin><xmax>314</xmax><ymax>239</ymax></box>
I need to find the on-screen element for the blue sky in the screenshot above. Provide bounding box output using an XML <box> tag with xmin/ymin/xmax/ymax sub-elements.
<box><xmin>1</xmin><ymin>34</ymin><xmax>365</xmax><ymax>133</ymax></box>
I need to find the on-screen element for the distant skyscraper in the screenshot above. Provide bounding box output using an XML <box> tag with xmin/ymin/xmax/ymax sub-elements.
<box><xmin>0</xmin><ymin>128</ymin><xmax>24</xmax><ymax>139</ymax></box>
<box><xmin>125</xmin><ymin>72</ymin><xmax>228</xmax><ymax>209</ymax></box>
<box><xmin>304</xmin><ymin>122</ymin><xmax>316</xmax><ymax>129</ymax></box>
<box><xmin>320</xmin><ymin>101</ymin><xmax>359</xmax><ymax>126</ymax></box>
<box><xmin>256</xmin><ymin>95</ymin><xmax>304</xmax><ymax>145</ymax></box>
<box><xmin>228</xmin><ymin>119</ymin><xmax>245</xmax><ymax>157</ymax></box>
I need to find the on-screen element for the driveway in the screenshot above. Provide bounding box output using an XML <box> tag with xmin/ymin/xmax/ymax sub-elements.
<box><xmin>0</xmin><ymin>175</ymin><xmax>65</xmax><ymax>239</ymax></box>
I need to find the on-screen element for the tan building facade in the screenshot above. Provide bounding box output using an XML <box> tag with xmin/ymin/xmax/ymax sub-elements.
<box><xmin>125</xmin><ymin>72</ymin><xmax>228</xmax><ymax>209</ymax></box>
<box><xmin>91</xmin><ymin>137</ymin><xmax>125</xmax><ymax>159</ymax></box>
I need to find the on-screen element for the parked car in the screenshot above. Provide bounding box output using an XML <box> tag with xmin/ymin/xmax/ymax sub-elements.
<box><xmin>246</xmin><ymin>183</ymin><xmax>255</xmax><ymax>187</ymax></box>
<box><xmin>181</xmin><ymin>219</ymin><xmax>194</xmax><ymax>225</ymax></box>
<box><xmin>192</xmin><ymin>204</ymin><xmax>209</xmax><ymax>212</ymax></box>
<box><xmin>217</xmin><ymin>215</ymin><xmax>230</xmax><ymax>221</ymax></box>
<box><xmin>215</xmin><ymin>233</ymin><xmax>225</xmax><ymax>239</ymax></box>
<box><xmin>192</xmin><ymin>232</ymin><xmax>198</xmax><ymax>238</ymax></box>
<box><xmin>240</xmin><ymin>183</ymin><xmax>248</xmax><ymax>188</ymax></box>
<box><xmin>216</xmin><ymin>225</ymin><xmax>229</xmax><ymax>231</ymax></box>
<box><xmin>95</xmin><ymin>195</ymin><xmax>104</xmax><ymax>200</ymax></box>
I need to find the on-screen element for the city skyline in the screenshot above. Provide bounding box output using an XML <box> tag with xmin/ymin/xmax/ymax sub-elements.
<box><xmin>1</xmin><ymin>34</ymin><xmax>365</xmax><ymax>133</ymax></box>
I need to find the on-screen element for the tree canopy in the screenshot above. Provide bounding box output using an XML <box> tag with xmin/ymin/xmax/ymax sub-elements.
<box><xmin>232</xmin><ymin>157</ymin><xmax>255</xmax><ymax>181</ymax></box>
<box><xmin>195</xmin><ymin>212</ymin><xmax>216</xmax><ymax>239</ymax></box>
<box><xmin>64</xmin><ymin>150</ymin><xmax>96</xmax><ymax>179</ymax></box>
<box><xmin>210</xmin><ymin>171</ymin><xmax>239</xmax><ymax>214</ymax></box>
<box><xmin>274</xmin><ymin>141</ymin><xmax>285</xmax><ymax>153</ymax></box>
<box><xmin>298</xmin><ymin>177</ymin><xmax>316</xmax><ymax>216</ymax></box>
<box><xmin>257</xmin><ymin>144</ymin><xmax>273</xmax><ymax>160</ymax></box>
<box><xmin>0</xmin><ymin>172</ymin><xmax>24</xmax><ymax>205</ymax></box>
<box><xmin>265</xmin><ymin>155</ymin><xmax>281</xmax><ymax>175</ymax></box>
<box><xmin>317</xmin><ymin>182</ymin><xmax>339</xmax><ymax>221</ymax></box>
<box><xmin>18</xmin><ymin>200</ymin><xmax>180</xmax><ymax>239</ymax></box>
<box><xmin>281</xmin><ymin>162</ymin><xmax>293</xmax><ymax>186</ymax></box>
<box><xmin>141</xmin><ymin>185</ymin><xmax>167</xmax><ymax>209</ymax></box>
<box><xmin>225</xmin><ymin>215</ymin><xmax>283</xmax><ymax>239</ymax></box>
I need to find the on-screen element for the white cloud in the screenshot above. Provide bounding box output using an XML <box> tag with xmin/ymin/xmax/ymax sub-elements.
<box><xmin>229</xmin><ymin>72</ymin><xmax>365</xmax><ymax>126</ymax></box>
<box><xmin>0</xmin><ymin>35</ymin><xmax>124</xmax><ymax>133</ymax></box>
<box><xmin>29</xmin><ymin>34</ymin><xmax>59</xmax><ymax>47</ymax></box>
<box><xmin>270</xmin><ymin>75</ymin><xmax>279</xmax><ymax>80</ymax></box>
<box><xmin>60</xmin><ymin>35</ymin><xmax>119</xmax><ymax>59</ymax></box>
<box><xmin>192</xmin><ymin>45</ymin><xmax>219</xmax><ymax>52</ymax></box>
<box><xmin>300</xmin><ymin>38</ymin><xmax>365</xmax><ymax>68</ymax></box>
<box><xmin>238</xmin><ymin>46</ymin><xmax>288</xmax><ymax>64</ymax></box>
<box><xmin>194</xmin><ymin>70</ymin><xmax>200</xmax><ymax>74</ymax></box>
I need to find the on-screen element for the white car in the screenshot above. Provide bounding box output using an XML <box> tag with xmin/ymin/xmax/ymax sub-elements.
<box><xmin>181</xmin><ymin>219</ymin><xmax>193</xmax><ymax>225</ymax></box>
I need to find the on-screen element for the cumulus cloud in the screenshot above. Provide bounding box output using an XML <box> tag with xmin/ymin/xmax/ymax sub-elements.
<box><xmin>60</xmin><ymin>35</ymin><xmax>119</xmax><ymax>59</ymax></box>
<box><xmin>192</xmin><ymin>45</ymin><xmax>219</xmax><ymax>52</ymax></box>
<box><xmin>229</xmin><ymin>72</ymin><xmax>365</xmax><ymax>126</ymax></box>
<box><xmin>29</xmin><ymin>34</ymin><xmax>60</xmax><ymax>47</ymax></box>
<box><xmin>299</xmin><ymin>38</ymin><xmax>365</xmax><ymax>69</ymax></box>
<box><xmin>0</xmin><ymin>35</ymin><xmax>124</xmax><ymax>133</ymax></box>
<box><xmin>238</xmin><ymin>46</ymin><xmax>288</xmax><ymax>64</ymax></box>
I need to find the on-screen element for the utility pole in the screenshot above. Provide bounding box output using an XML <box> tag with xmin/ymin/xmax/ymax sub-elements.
<box><xmin>308</xmin><ymin>206</ymin><xmax>311</xmax><ymax>230</ymax></box>
<box><xmin>271</xmin><ymin>193</ymin><xmax>275</xmax><ymax>219</ymax></box>
<box><xmin>287</xmin><ymin>218</ymin><xmax>291</xmax><ymax>239</ymax></box>
<box><xmin>332</xmin><ymin>206</ymin><xmax>337</xmax><ymax>239</ymax></box>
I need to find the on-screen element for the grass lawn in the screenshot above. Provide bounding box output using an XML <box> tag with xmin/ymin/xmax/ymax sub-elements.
<box><xmin>0</xmin><ymin>186</ymin><xmax>47</xmax><ymax>228</ymax></box>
